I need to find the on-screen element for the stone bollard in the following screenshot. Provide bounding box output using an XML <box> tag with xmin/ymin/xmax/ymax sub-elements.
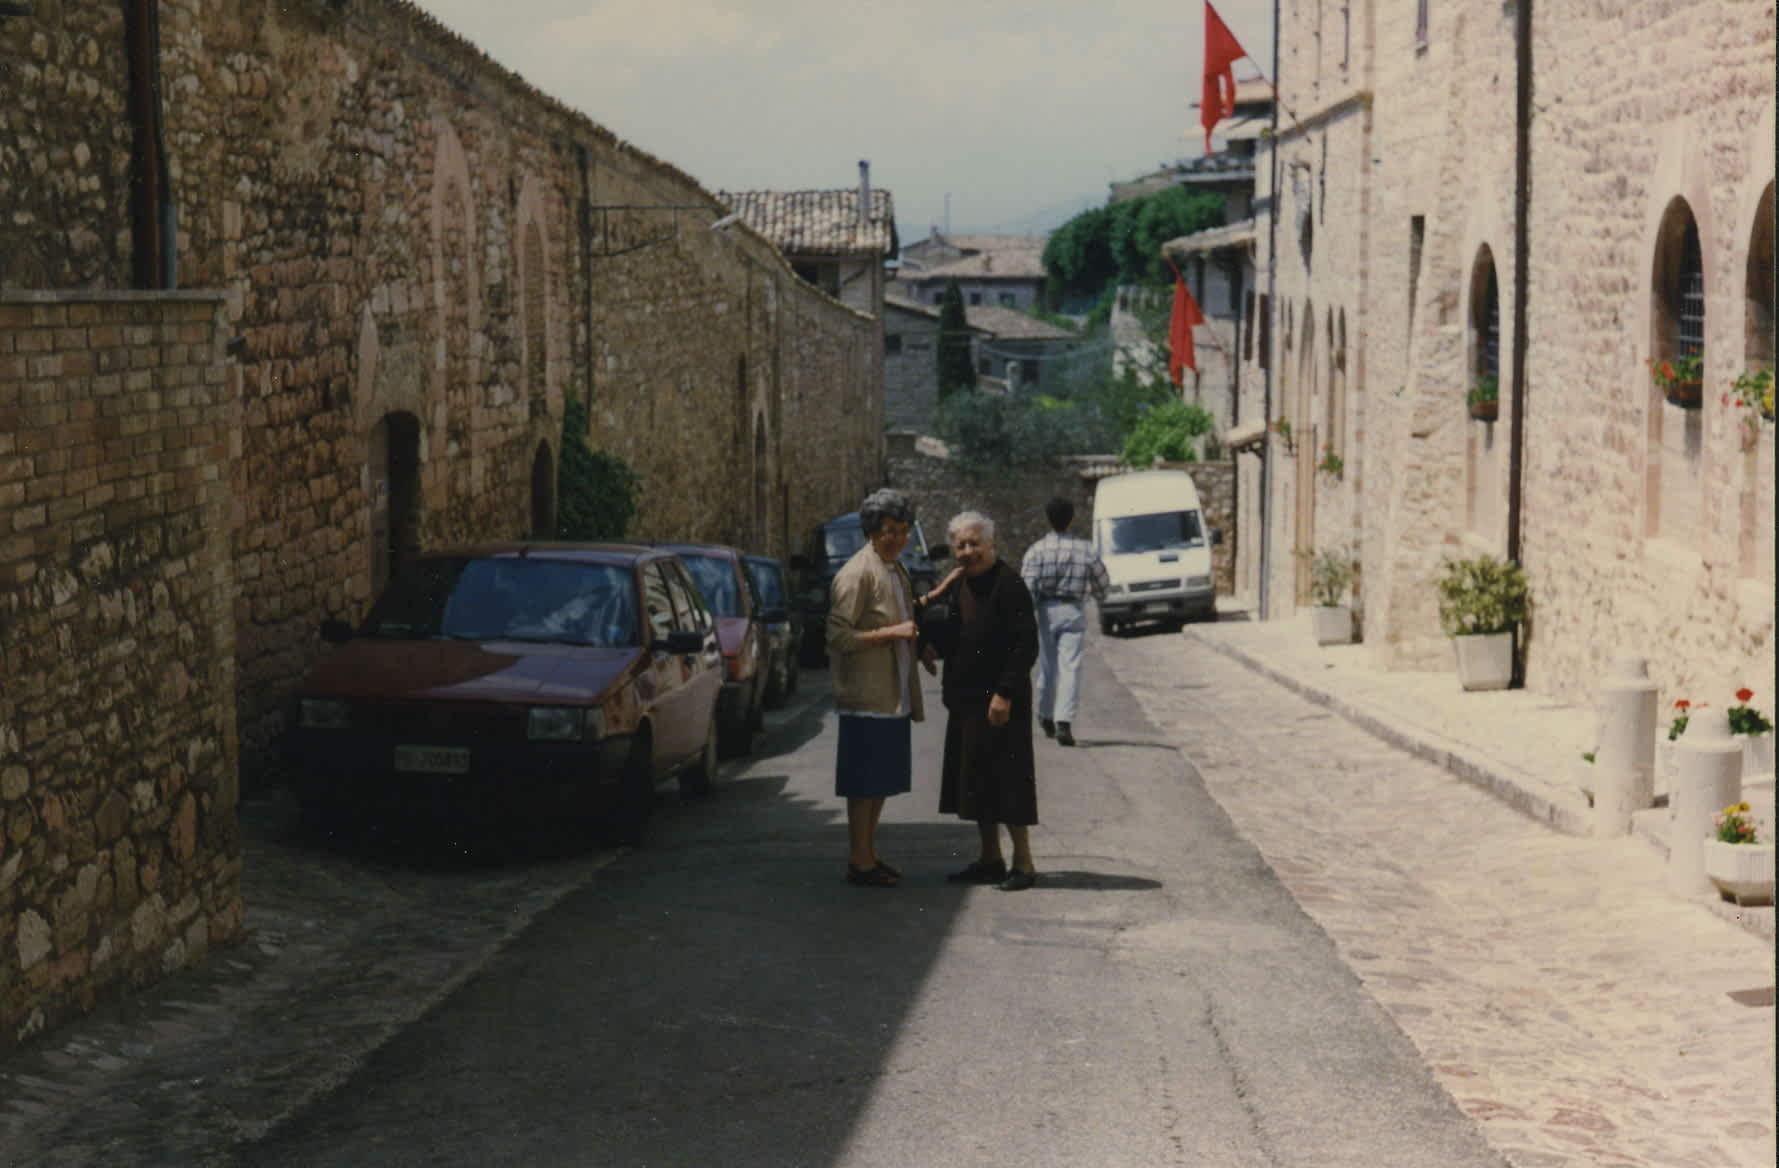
<box><xmin>1669</xmin><ymin>706</ymin><xmax>1743</xmax><ymax>897</ymax></box>
<box><xmin>1593</xmin><ymin>655</ymin><xmax>1658</xmax><ymax>837</ymax></box>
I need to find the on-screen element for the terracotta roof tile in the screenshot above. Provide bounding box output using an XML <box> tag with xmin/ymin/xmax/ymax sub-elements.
<box><xmin>716</xmin><ymin>189</ymin><xmax>897</xmax><ymax>256</ymax></box>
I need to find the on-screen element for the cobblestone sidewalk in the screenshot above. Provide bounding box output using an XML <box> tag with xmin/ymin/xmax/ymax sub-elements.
<box><xmin>1104</xmin><ymin>622</ymin><xmax>1776</xmax><ymax>1168</ymax></box>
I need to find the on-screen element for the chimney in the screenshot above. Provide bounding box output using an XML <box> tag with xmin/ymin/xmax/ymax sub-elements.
<box><xmin>858</xmin><ymin>159</ymin><xmax>870</xmax><ymax>226</ymax></box>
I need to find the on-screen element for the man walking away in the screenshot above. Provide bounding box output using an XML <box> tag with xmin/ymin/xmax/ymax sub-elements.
<box><xmin>1020</xmin><ymin>496</ymin><xmax>1109</xmax><ymax>747</ymax></box>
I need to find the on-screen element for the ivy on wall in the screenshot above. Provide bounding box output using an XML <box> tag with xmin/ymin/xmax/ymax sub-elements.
<box><xmin>556</xmin><ymin>390</ymin><xmax>642</xmax><ymax>540</ymax></box>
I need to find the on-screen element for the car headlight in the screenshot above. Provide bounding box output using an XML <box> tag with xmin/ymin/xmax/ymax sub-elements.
<box><xmin>528</xmin><ymin>707</ymin><xmax>605</xmax><ymax>742</ymax></box>
<box><xmin>299</xmin><ymin>698</ymin><xmax>349</xmax><ymax>729</ymax></box>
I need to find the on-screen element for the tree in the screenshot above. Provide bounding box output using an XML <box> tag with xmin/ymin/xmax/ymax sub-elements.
<box><xmin>1121</xmin><ymin>400</ymin><xmax>1216</xmax><ymax>469</ymax></box>
<box><xmin>556</xmin><ymin>390</ymin><xmax>641</xmax><ymax>540</ymax></box>
<box><xmin>935</xmin><ymin>278</ymin><xmax>974</xmax><ymax>399</ymax></box>
<box><xmin>1042</xmin><ymin>185</ymin><xmax>1226</xmax><ymax>305</ymax></box>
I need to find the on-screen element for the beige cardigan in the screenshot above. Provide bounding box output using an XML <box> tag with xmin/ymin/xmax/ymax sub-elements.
<box><xmin>826</xmin><ymin>544</ymin><xmax>925</xmax><ymax>721</ymax></box>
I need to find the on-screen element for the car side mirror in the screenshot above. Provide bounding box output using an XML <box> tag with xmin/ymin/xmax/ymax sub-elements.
<box><xmin>320</xmin><ymin>618</ymin><xmax>354</xmax><ymax>644</ymax></box>
<box><xmin>659</xmin><ymin>630</ymin><xmax>705</xmax><ymax>655</ymax></box>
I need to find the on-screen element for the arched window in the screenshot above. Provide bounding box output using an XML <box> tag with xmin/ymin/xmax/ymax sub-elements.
<box><xmin>1647</xmin><ymin>199</ymin><xmax>1706</xmax><ymax>548</ymax></box>
<box><xmin>1738</xmin><ymin>183</ymin><xmax>1775</xmax><ymax>579</ymax></box>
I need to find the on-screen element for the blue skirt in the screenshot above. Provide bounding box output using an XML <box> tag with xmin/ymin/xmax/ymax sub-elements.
<box><xmin>835</xmin><ymin>714</ymin><xmax>913</xmax><ymax>799</ymax></box>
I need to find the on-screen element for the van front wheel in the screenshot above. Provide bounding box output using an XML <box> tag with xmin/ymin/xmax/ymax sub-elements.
<box><xmin>1099</xmin><ymin>613</ymin><xmax>1117</xmax><ymax>636</ymax></box>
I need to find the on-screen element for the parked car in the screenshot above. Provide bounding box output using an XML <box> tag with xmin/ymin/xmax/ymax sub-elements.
<box><xmin>658</xmin><ymin>543</ymin><xmax>773</xmax><ymax>756</ymax></box>
<box><xmin>282</xmin><ymin>542</ymin><xmax>724</xmax><ymax>844</ymax></box>
<box><xmin>743</xmin><ymin>554</ymin><xmax>801</xmax><ymax>708</ymax></box>
<box><xmin>790</xmin><ymin>510</ymin><xmax>941</xmax><ymax>668</ymax></box>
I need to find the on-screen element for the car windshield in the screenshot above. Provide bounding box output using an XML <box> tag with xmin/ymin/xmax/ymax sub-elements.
<box><xmin>746</xmin><ymin>560</ymin><xmax>787</xmax><ymax>608</ymax></box>
<box><xmin>1098</xmin><ymin>511</ymin><xmax>1204</xmax><ymax>554</ymax></box>
<box><xmin>360</xmin><ymin>557</ymin><xmax>640</xmax><ymax>647</ymax></box>
<box><xmin>679</xmin><ymin>553</ymin><xmax>743</xmax><ymax>618</ymax></box>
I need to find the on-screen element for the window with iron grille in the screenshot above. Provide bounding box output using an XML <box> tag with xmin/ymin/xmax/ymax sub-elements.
<box><xmin>1481</xmin><ymin>264</ymin><xmax>1500</xmax><ymax>382</ymax></box>
<box><xmin>1678</xmin><ymin>220</ymin><xmax>1704</xmax><ymax>360</ymax></box>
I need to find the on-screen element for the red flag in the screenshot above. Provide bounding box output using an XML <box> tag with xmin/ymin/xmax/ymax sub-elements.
<box><xmin>1201</xmin><ymin>2</ymin><xmax>1248</xmax><ymax>152</ymax></box>
<box><xmin>1169</xmin><ymin>269</ymin><xmax>1205</xmax><ymax>385</ymax></box>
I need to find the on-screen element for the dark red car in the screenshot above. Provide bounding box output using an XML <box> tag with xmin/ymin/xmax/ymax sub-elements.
<box><xmin>283</xmin><ymin>542</ymin><xmax>724</xmax><ymax>843</ymax></box>
<box><xmin>657</xmin><ymin>543</ymin><xmax>775</xmax><ymax>757</ymax></box>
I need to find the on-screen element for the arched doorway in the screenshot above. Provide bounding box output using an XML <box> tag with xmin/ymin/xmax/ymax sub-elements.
<box><xmin>530</xmin><ymin>440</ymin><xmax>556</xmax><ymax>539</ymax></box>
<box><xmin>370</xmin><ymin>411</ymin><xmax>421</xmax><ymax>596</ymax></box>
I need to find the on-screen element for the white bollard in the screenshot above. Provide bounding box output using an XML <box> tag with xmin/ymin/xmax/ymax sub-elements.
<box><xmin>1669</xmin><ymin>706</ymin><xmax>1743</xmax><ymax>897</ymax></box>
<box><xmin>1593</xmin><ymin>655</ymin><xmax>1658</xmax><ymax>837</ymax></box>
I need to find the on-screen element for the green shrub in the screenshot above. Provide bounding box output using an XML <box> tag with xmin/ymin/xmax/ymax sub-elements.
<box><xmin>556</xmin><ymin>391</ymin><xmax>641</xmax><ymax>540</ymax></box>
<box><xmin>1435</xmin><ymin>554</ymin><xmax>1528</xmax><ymax>636</ymax></box>
<box><xmin>1120</xmin><ymin>400</ymin><xmax>1214</xmax><ymax>468</ymax></box>
<box><xmin>1303</xmin><ymin>548</ymin><xmax>1356</xmax><ymax>606</ymax></box>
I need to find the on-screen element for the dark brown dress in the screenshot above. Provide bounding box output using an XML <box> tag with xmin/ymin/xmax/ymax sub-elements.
<box><xmin>933</xmin><ymin>560</ymin><xmax>1040</xmax><ymax>826</ymax></box>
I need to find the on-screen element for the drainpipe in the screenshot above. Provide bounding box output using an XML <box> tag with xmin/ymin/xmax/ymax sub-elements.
<box><xmin>1258</xmin><ymin>0</ymin><xmax>1281</xmax><ymax>619</ymax></box>
<box><xmin>1508</xmin><ymin>0</ymin><xmax>1531</xmax><ymax>685</ymax></box>
<box><xmin>125</xmin><ymin>0</ymin><xmax>174</xmax><ymax>289</ymax></box>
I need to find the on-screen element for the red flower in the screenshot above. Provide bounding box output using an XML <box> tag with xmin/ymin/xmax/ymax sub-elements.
<box><xmin>1722</xmin><ymin>392</ymin><xmax>1731</xmax><ymax>406</ymax></box>
<box><xmin>1674</xmin><ymin>699</ymin><xmax>1691</xmax><ymax>711</ymax></box>
<box><xmin>1661</xmin><ymin>361</ymin><xmax>1674</xmax><ymax>379</ymax></box>
<box><xmin>1736</xmin><ymin>687</ymin><xmax>1754</xmax><ymax>703</ymax></box>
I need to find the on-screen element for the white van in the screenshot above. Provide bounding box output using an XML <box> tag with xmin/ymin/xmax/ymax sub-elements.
<box><xmin>1090</xmin><ymin>469</ymin><xmax>1219</xmax><ymax>634</ymax></box>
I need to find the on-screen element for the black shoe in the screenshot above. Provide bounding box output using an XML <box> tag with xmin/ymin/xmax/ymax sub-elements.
<box><xmin>947</xmin><ymin>858</ymin><xmax>1008</xmax><ymax>884</ymax></box>
<box><xmin>1039</xmin><ymin>717</ymin><xmax>1055</xmax><ymax>738</ymax></box>
<box><xmin>1055</xmin><ymin>722</ymin><xmax>1074</xmax><ymax>746</ymax></box>
<box><xmin>999</xmin><ymin>867</ymin><xmax>1037</xmax><ymax>892</ymax></box>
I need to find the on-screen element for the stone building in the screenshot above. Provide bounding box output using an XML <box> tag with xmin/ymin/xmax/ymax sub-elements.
<box><xmin>1230</xmin><ymin>1</ymin><xmax>1774</xmax><ymax>705</ymax></box>
<box><xmin>1</xmin><ymin>0</ymin><xmax>885</xmax><ymax>1049</ymax></box>
<box><xmin>892</xmin><ymin>231</ymin><xmax>1050</xmax><ymax>312</ymax></box>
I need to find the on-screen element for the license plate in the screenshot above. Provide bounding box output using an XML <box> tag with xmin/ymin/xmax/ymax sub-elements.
<box><xmin>394</xmin><ymin>745</ymin><xmax>471</xmax><ymax>774</ymax></box>
<box><xmin>1141</xmin><ymin>601</ymin><xmax>1171</xmax><ymax>615</ymax></box>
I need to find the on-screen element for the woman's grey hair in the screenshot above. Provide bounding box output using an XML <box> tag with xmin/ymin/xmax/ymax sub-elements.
<box><xmin>859</xmin><ymin>488</ymin><xmax>915</xmax><ymax>535</ymax></box>
<box><xmin>947</xmin><ymin>510</ymin><xmax>994</xmax><ymax>542</ymax></box>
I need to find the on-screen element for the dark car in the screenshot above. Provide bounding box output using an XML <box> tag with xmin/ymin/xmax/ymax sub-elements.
<box><xmin>658</xmin><ymin>543</ymin><xmax>774</xmax><ymax>757</ymax></box>
<box><xmin>743</xmin><ymin>554</ymin><xmax>801</xmax><ymax>708</ymax></box>
<box><xmin>790</xmin><ymin>510</ymin><xmax>941</xmax><ymax>668</ymax></box>
<box><xmin>282</xmin><ymin>542</ymin><xmax>724</xmax><ymax>844</ymax></box>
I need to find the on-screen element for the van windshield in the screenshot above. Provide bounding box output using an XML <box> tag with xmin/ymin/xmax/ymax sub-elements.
<box><xmin>1099</xmin><ymin>511</ymin><xmax>1204</xmax><ymax>554</ymax></box>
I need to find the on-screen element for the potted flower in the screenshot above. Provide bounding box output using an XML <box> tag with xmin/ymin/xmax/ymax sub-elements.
<box><xmin>1728</xmin><ymin>687</ymin><xmax>1775</xmax><ymax>776</ymax></box>
<box><xmin>1726</xmin><ymin>366</ymin><xmax>1773</xmax><ymax>448</ymax></box>
<box><xmin>1269</xmin><ymin>417</ymin><xmax>1295</xmax><ymax>454</ymax></box>
<box><xmin>1647</xmin><ymin>352</ymin><xmax>1704</xmax><ymax>409</ymax></box>
<box><xmin>1435</xmin><ymin>554</ymin><xmax>1528</xmax><ymax>690</ymax></box>
<box><xmin>1659</xmin><ymin>698</ymin><xmax>1703</xmax><ymax>781</ymax></box>
<box><xmin>1304</xmin><ymin>547</ymin><xmax>1356</xmax><ymax>645</ymax></box>
<box><xmin>1702</xmin><ymin>802</ymin><xmax>1774</xmax><ymax>906</ymax></box>
<box><xmin>1466</xmin><ymin>374</ymin><xmax>1499</xmax><ymax>422</ymax></box>
<box><xmin>1315</xmin><ymin>443</ymin><xmax>1344</xmax><ymax>481</ymax></box>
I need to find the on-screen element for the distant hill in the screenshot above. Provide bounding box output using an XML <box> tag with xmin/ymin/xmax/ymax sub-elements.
<box><xmin>896</xmin><ymin>193</ymin><xmax>1102</xmax><ymax>249</ymax></box>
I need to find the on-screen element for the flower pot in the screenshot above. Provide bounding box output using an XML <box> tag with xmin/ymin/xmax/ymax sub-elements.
<box><xmin>1664</xmin><ymin>380</ymin><xmax>1702</xmax><ymax>409</ymax></box>
<box><xmin>1741</xmin><ymin>732</ymin><xmax>1775</xmax><ymax>779</ymax></box>
<box><xmin>1311</xmin><ymin>604</ymin><xmax>1352</xmax><ymax>645</ymax></box>
<box><xmin>1702</xmin><ymin>839</ymin><xmax>1775</xmax><ymax>905</ymax></box>
<box><xmin>1450</xmin><ymin>630</ymin><xmax>1514</xmax><ymax>691</ymax></box>
<box><xmin>1467</xmin><ymin>400</ymin><xmax>1498</xmax><ymax>422</ymax></box>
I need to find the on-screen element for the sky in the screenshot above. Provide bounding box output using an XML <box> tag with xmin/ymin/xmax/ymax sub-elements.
<box><xmin>410</xmin><ymin>0</ymin><xmax>1275</xmax><ymax>243</ymax></box>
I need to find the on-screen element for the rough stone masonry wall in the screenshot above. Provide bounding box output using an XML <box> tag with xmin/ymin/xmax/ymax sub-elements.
<box><xmin>0</xmin><ymin>293</ymin><xmax>242</xmax><ymax>1053</ymax></box>
<box><xmin>886</xmin><ymin>438</ymin><xmax>1235</xmax><ymax>597</ymax></box>
<box><xmin>2</xmin><ymin>0</ymin><xmax>882</xmax><ymax>769</ymax></box>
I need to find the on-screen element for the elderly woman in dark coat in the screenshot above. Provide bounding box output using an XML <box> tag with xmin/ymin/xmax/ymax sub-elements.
<box><xmin>927</xmin><ymin>510</ymin><xmax>1042</xmax><ymax>891</ymax></box>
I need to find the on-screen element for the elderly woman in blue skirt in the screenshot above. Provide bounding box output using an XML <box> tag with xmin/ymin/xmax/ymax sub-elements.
<box><xmin>826</xmin><ymin>488</ymin><xmax>953</xmax><ymax>887</ymax></box>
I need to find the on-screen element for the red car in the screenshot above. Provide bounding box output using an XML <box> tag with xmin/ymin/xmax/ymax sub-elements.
<box><xmin>658</xmin><ymin>543</ymin><xmax>773</xmax><ymax>757</ymax></box>
<box><xmin>283</xmin><ymin>542</ymin><xmax>724</xmax><ymax>843</ymax></box>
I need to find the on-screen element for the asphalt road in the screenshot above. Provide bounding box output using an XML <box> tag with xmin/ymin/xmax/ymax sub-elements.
<box><xmin>224</xmin><ymin>647</ymin><xmax>1505</xmax><ymax>1168</ymax></box>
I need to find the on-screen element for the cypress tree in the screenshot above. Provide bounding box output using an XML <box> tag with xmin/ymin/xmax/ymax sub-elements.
<box><xmin>935</xmin><ymin>278</ymin><xmax>974</xmax><ymax>399</ymax></box>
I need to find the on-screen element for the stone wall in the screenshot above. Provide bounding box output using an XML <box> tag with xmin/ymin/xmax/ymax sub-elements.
<box><xmin>1238</xmin><ymin>1</ymin><xmax>1774</xmax><ymax>705</ymax></box>
<box><xmin>0</xmin><ymin>293</ymin><xmax>242</xmax><ymax>1053</ymax></box>
<box><xmin>2</xmin><ymin>0</ymin><xmax>883</xmax><ymax>773</ymax></box>
<box><xmin>886</xmin><ymin>438</ymin><xmax>1236</xmax><ymax>597</ymax></box>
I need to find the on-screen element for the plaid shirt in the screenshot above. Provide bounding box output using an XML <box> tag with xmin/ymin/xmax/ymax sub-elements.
<box><xmin>1020</xmin><ymin>531</ymin><xmax>1109</xmax><ymax>603</ymax></box>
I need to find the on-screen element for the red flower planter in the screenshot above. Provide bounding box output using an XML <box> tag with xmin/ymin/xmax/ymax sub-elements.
<box><xmin>1665</xmin><ymin>380</ymin><xmax>1703</xmax><ymax>409</ymax></box>
<box><xmin>1467</xmin><ymin>400</ymin><xmax>1498</xmax><ymax>422</ymax></box>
